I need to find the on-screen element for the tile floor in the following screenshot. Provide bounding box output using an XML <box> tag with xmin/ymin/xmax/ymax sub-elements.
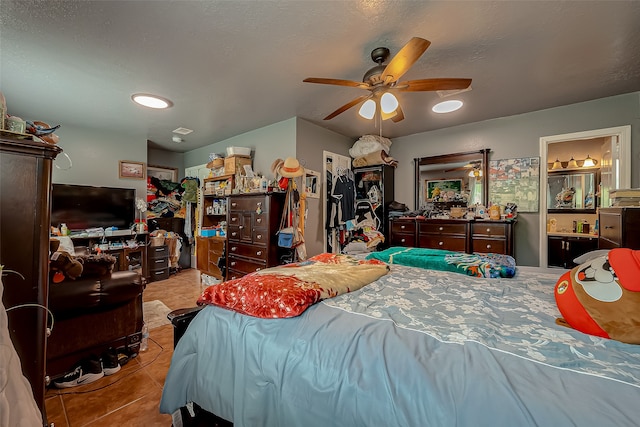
<box><xmin>45</xmin><ymin>268</ymin><xmax>206</xmax><ymax>427</ymax></box>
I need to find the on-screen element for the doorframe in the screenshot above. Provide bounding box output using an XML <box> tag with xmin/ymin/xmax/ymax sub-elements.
<box><xmin>538</xmin><ymin>125</ymin><xmax>631</xmax><ymax>267</ymax></box>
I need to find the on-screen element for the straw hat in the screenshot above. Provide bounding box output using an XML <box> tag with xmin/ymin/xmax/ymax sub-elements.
<box><xmin>278</xmin><ymin>157</ymin><xmax>304</xmax><ymax>178</ymax></box>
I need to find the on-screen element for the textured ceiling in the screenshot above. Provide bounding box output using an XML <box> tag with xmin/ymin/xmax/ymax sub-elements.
<box><xmin>1</xmin><ymin>1</ymin><xmax>639</xmax><ymax>153</ymax></box>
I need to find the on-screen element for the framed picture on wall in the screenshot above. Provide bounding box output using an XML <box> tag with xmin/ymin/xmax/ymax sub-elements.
<box><xmin>147</xmin><ymin>165</ymin><xmax>179</xmax><ymax>182</ymax></box>
<box><xmin>119</xmin><ymin>160</ymin><xmax>146</xmax><ymax>179</ymax></box>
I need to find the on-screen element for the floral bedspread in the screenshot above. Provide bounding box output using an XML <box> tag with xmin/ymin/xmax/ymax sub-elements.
<box><xmin>323</xmin><ymin>264</ymin><xmax>640</xmax><ymax>386</ymax></box>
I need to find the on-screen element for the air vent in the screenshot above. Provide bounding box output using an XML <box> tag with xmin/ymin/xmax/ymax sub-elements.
<box><xmin>172</xmin><ymin>127</ymin><xmax>193</xmax><ymax>135</ymax></box>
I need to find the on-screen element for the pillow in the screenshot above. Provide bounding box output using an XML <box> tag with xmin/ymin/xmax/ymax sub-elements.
<box><xmin>555</xmin><ymin>248</ymin><xmax>640</xmax><ymax>344</ymax></box>
<box><xmin>75</xmin><ymin>253</ymin><xmax>117</xmax><ymax>277</ymax></box>
<box><xmin>572</xmin><ymin>249</ymin><xmax>610</xmax><ymax>265</ymax></box>
<box><xmin>198</xmin><ymin>253</ymin><xmax>389</xmax><ymax>318</ymax></box>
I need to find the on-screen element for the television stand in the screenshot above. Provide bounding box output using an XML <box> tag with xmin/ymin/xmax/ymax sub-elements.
<box><xmin>67</xmin><ymin>231</ymin><xmax>149</xmax><ymax>279</ymax></box>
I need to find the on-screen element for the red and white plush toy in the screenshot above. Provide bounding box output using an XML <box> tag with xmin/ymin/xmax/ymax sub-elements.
<box><xmin>555</xmin><ymin>248</ymin><xmax>640</xmax><ymax>344</ymax></box>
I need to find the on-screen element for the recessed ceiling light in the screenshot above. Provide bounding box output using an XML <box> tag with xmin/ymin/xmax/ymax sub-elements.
<box><xmin>131</xmin><ymin>93</ymin><xmax>173</xmax><ymax>109</ymax></box>
<box><xmin>432</xmin><ymin>99</ymin><xmax>463</xmax><ymax>114</ymax></box>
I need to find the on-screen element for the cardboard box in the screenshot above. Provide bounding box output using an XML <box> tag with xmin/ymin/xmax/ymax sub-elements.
<box><xmin>224</xmin><ymin>155</ymin><xmax>252</xmax><ymax>175</ymax></box>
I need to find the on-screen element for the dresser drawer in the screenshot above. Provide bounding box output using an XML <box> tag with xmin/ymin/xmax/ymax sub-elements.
<box><xmin>390</xmin><ymin>233</ymin><xmax>415</xmax><ymax>247</ymax></box>
<box><xmin>148</xmin><ymin>256</ymin><xmax>169</xmax><ymax>269</ymax></box>
<box><xmin>419</xmin><ymin>222</ymin><xmax>467</xmax><ymax>235</ymax></box>
<box><xmin>227</xmin><ymin>242</ymin><xmax>268</xmax><ymax>261</ymax></box>
<box><xmin>599</xmin><ymin>212</ymin><xmax>622</xmax><ymax>245</ymax></box>
<box><xmin>472</xmin><ymin>238</ymin><xmax>506</xmax><ymax>254</ymax></box>
<box><xmin>391</xmin><ymin>220</ymin><xmax>416</xmax><ymax>234</ymax></box>
<box><xmin>228</xmin><ymin>196</ymin><xmax>267</xmax><ymax>212</ymax></box>
<box><xmin>149</xmin><ymin>267</ymin><xmax>170</xmax><ymax>281</ymax></box>
<box><xmin>148</xmin><ymin>245</ymin><xmax>169</xmax><ymax>259</ymax></box>
<box><xmin>418</xmin><ymin>235</ymin><xmax>467</xmax><ymax>252</ymax></box>
<box><xmin>227</xmin><ymin>256</ymin><xmax>267</xmax><ymax>274</ymax></box>
<box><xmin>472</xmin><ymin>223</ymin><xmax>508</xmax><ymax>238</ymax></box>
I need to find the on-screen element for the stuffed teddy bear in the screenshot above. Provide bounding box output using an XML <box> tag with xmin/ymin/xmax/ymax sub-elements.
<box><xmin>50</xmin><ymin>250</ymin><xmax>83</xmax><ymax>283</ymax></box>
<box><xmin>554</xmin><ymin>248</ymin><xmax>640</xmax><ymax>344</ymax></box>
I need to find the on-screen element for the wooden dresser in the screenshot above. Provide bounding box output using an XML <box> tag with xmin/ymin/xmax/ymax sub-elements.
<box><xmin>226</xmin><ymin>193</ymin><xmax>285</xmax><ymax>280</ymax></box>
<box><xmin>598</xmin><ymin>207</ymin><xmax>640</xmax><ymax>249</ymax></box>
<box><xmin>390</xmin><ymin>217</ymin><xmax>516</xmax><ymax>257</ymax></box>
<box><xmin>1</xmin><ymin>135</ymin><xmax>61</xmax><ymax>423</ymax></box>
<box><xmin>147</xmin><ymin>244</ymin><xmax>170</xmax><ymax>282</ymax></box>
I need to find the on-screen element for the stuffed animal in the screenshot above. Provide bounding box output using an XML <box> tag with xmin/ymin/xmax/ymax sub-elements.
<box><xmin>554</xmin><ymin>248</ymin><xmax>640</xmax><ymax>344</ymax></box>
<box><xmin>50</xmin><ymin>250</ymin><xmax>83</xmax><ymax>283</ymax></box>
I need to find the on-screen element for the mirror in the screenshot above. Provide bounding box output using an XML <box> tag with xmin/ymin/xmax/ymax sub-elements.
<box><xmin>415</xmin><ymin>149</ymin><xmax>490</xmax><ymax>211</ymax></box>
<box><xmin>547</xmin><ymin>170</ymin><xmax>598</xmax><ymax>213</ymax></box>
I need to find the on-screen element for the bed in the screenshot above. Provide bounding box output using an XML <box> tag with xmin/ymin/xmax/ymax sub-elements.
<box><xmin>159</xmin><ymin>257</ymin><xmax>640</xmax><ymax>426</ymax></box>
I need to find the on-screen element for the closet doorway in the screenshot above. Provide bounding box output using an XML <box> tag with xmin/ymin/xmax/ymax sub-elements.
<box><xmin>538</xmin><ymin>126</ymin><xmax>631</xmax><ymax>267</ymax></box>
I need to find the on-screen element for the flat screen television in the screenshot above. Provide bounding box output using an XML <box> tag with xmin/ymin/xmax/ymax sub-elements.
<box><xmin>51</xmin><ymin>184</ymin><xmax>136</xmax><ymax>232</ymax></box>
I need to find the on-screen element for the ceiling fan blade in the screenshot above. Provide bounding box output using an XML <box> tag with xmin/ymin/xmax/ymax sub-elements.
<box><xmin>303</xmin><ymin>77</ymin><xmax>370</xmax><ymax>89</ymax></box>
<box><xmin>381</xmin><ymin>37</ymin><xmax>431</xmax><ymax>84</ymax></box>
<box><xmin>323</xmin><ymin>94</ymin><xmax>372</xmax><ymax>120</ymax></box>
<box><xmin>397</xmin><ymin>78</ymin><xmax>472</xmax><ymax>92</ymax></box>
<box><xmin>391</xmin><ymin>104</ymin><xmax>404</xmax><ymax>122</ymax></box>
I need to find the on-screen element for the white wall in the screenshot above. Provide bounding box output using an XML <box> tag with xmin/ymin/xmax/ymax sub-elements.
<box><xmin>391</xmin><ymin>92</ymin><xmax>640</xmax><ymax>266</ymax></box>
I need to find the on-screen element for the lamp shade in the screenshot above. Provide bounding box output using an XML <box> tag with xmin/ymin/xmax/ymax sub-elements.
<box><xmin>380</xmin><ymin>92</ymin><xmax>399</xmax><ymax>114</ymax></box>
<box><xmin>583</xmin><ymin>155</ymin><xmax>596</xmax><ymax>167</ymax></box>
<box><xmin>551</xmin><ymin>158</ymin><xmax>563</xmax><ymax>170</ymax></box>
<box><xmin>358</xmin><ymin>99</ymin><xmax>376</xmax><ymax>119</ymax></box>
<box><xmin>567</xmin><ymin>157</ymin><xmax>578</xmax><ymax>169</ymax></box>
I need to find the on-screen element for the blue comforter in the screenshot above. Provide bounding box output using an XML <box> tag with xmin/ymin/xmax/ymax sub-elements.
<box><xmin>160</xmin><ymin>265</ymin><xmax>640</xmax><ymax>427</ymax></box>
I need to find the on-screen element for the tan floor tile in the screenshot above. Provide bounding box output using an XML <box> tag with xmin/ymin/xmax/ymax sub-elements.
<box><xmin>45</xmin><ymin>394</ymin><xmax>68</xmax><ymax>427</ymax></box>
<box><xmin>83</xmin><ymin>386</ymin><xmax>171</xmax><ymax>427</ymax></box>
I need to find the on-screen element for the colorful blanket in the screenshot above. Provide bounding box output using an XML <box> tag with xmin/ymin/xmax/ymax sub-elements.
<box><xmin>366</xmin><ymin>247</ymin><xmax>516</xmax><ymax>278</ymax></box>
<box><xmin>198</xmin><ymin>253</ymin><xmax>390</xmax><ymax>318</ymax></box>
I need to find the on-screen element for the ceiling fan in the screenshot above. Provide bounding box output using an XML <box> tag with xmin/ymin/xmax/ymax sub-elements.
<box><xmin>303</xmin><ymin>37</ymin><xmax>472</xmax><ymax>122</ymax></box>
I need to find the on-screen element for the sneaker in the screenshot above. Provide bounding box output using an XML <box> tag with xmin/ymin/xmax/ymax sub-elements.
<box><xmin>53</xmin><ymin>355</ymin><xmax>104</xmax><ymax>388</ymax></box>
<box><xmin>101</xmin><ymin>347</ymin><xmax>121</xmax><ymax>376</ymax></box>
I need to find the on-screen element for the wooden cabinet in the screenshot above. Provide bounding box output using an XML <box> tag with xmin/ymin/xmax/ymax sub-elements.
<box><xmin>0</xmin><ymin>135</ymin><xmax>61</xmax><ymax>424</ymax></box>
<box><xmin>196</xmin><ymin>236</ymin><xmax>225</xmax><ymax>280</ymax></box>
<box><xmin>389</xmin><ymin>217</ymin><xmax>516</xmax><ymax>257</ymax></box>
<box><xmin>598</xmin><ymin>207</ymin><xmax>640</xmax><ymax>249</ymax></box>
<box><xmin>548</xmin><ymin>235</ymin><xmax>598</xmax><ymax>269</ymax></box>
<box><xmin>226</xmin><ymin>193</ymin><xmax>285</xmax><ymax>280</ymax></box>
<box><xmin>147</xmin><ymin>245</ymin><xmax>170</xmax><ymax>282</ymax></box>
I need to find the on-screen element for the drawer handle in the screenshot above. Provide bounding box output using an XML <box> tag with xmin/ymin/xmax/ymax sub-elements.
<box><xmin>239</xmin><ymin>225</ymin><xmax>244</xmax><ymax>229</ymax></box>
<box><xmin>231</xmin><ymin>246</ymin><xmax>237</xmax><ymax>251</ymax></box>
<box><xmin>256</xmin><ymin>218</ymin><xmax>262</xmax><ymax>223</ymax></box>
<box><xmin>255</xmin><ymin>267</ymin><xmax>261</xmax><ymax>271</ymax></box>
<box><xmin>604</xmin><ymin>225</ymin><xmax>613</xmax><ymax>229</ymax></box>
<box><xmin>230</xmin><ymin>261</ymin><xmax>236</xmax><ymax>266</ymax></box>
<box><xmin>231</xmin><ymin>202</ymin><xmax>237</xmax><ymax>207</ymax></box>
<box><xmin>256</xmin><ymin>250</ymin><xmax>263</xmax><ymax>256</ymax></box>
<box><xmin>439</xmin><ymin>227</ymin><xmax>444</xmax><ymax>231</ymax></box>
<box><xmin>154</xmin><ymin>271</ymin><xmax>164</xmax><ymax>275</ymax></box>
<box><xmin>256</xmin><ymin>234</ymin><xmax>262</xmax><ymax>240</ymax></box>
<box><xmin>231</xmin><ymin>217</ymin><xmax>237</xmax><ymax>222</ymax></box>
<box><xmin>401</xmin><ymin>238</ymin><xmax>405</xmax><ymax>243</ymax></box>
<box><xmin>155</xmin><ymin>259</ymin><xmax>164</xmax><ymax>264</ymax></box>
<box><xmin>486</xmin><ymin>244</ymin><xmax>492</xmax><ymax>249</ymax></box>
<box><xmin>401</xmin><ymin>225</ymin><xmax>406</xmax><ymax>229</ymax></box>
<box><xmin>231</xmin><ymin>232</ymin><xmax>237</xmax><ymax>237</ymax></box>
<box><xmin>486</xmin><ymin>228</ymin><xmax>491</xmax><ymax>233</ymax></box>
<box><xmin>155</xmin><ymin>248</ymin><xmax>164</xmax><ymax>252</ymax></box>
<box><xmin>439</xmin><ymin>241</ymin><xmax>444</xmax><ymax>246</ymax></box>
<box><xmin>230</xmin><ymin>275</ymin><xmax>237</xmax><ymax>280</ymax></box>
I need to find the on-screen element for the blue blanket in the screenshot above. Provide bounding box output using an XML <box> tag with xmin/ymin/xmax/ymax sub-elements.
<box><xmin>366</xmin><ymin>247</ymin><xmax>516</xmax><ymax>278</ymax></box>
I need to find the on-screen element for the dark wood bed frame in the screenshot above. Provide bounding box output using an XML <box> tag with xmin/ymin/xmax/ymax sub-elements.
<box><xmin>168</xmin><ymin>307</ymin><xmax>233</xmax><ymax>427</ymax></box>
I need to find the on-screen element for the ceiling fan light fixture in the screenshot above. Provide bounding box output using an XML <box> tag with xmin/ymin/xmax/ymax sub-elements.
<box><xmin>432</xmin><ymin>99</ymin><xmax>463</xmax><ymax>114</ymax></box>
<box><xmin>131</xmin><ymin>93</ymin><xmax>173</xmax><ymax>109</ymax></box>
<box><xmin>380</xmin><ymin>92</ymin><xmax>399</xmax><ymax>114</ymax></box>
<box><xmin>359</xmin><ymin>99</ymin><xmax>376</xmax><ymax>119</ymax></box>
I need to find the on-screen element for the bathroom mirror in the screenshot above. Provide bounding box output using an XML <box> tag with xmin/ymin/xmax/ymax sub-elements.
<box><xmin>547</xmin><ymin>169</ymin><xmax>599</xmax><ymax>213</ymax></box>
<box><xmin>414</xmin><ymin>149</ymin><xmax>490</xmax><ymax>211</ymax></box>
